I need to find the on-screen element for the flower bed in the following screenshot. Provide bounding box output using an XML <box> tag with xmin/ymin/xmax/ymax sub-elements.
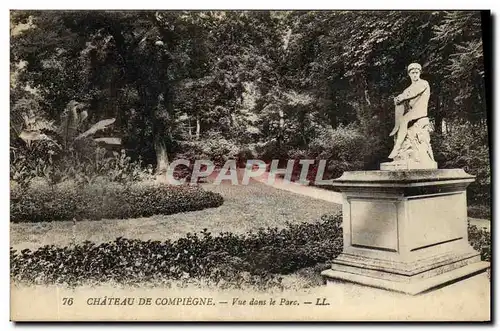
<box><xmin>10</xmin><ymin>213</ymin><xmax>490</xmax><ymax>289</ymax></box>
<box><xmin>10</xmin><ymin>182</ymin><xmax>224</xmax><ymax>223</ymax></box>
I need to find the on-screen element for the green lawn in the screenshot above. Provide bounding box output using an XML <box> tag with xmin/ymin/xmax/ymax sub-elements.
<box><xmin>10</xmin><ymin>178</ymin><xmax>340</xmax><ymax>251</ymax></box>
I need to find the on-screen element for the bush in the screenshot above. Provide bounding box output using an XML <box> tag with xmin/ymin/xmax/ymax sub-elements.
<box><xmin>10</xmin><ymin>214</ymin><xmax>343</xmax><ymax>287</ymax></box>
<box><xmin>10</xmin><ymin>144</ymin><xmax>55</xmax><ymax>188</ymax></box>
<box><xmin>432</xmin><ymin>121</ymin><xmax>491</xmax><ymax>208</ymax></box>
<box><xmin>235</xmin><ymin>144</ymin><xmax>258</xmax><ymax>168</ymax></box>
<box><xmin>10</xmin><ymin>182</ymin><xmax>224</xmax><ymax>223</ymax></box>
<box><xmin>254</xmin><ymin>139</ymin><xmax>290</xmax><ymax>164</ymax></box>
<box><xmin>274</xmin><ymin>124</ymin><xmax>368</xmax><ymax>183</ymax></box>
<box><xmin>468</xmin><ymin>223</ymin><xmax>491</xmax><ymax>262</ymax></box>
<box><xmin>176</xmin><ymin>132</ymin><xmax>240</xmax><ymax>167</ymax></box>
<box><xmin>10</xmin><ymin>146</ymin><xmax>155</xmax><ymax>187</ymax></box>
<box><xmin>10</xmin><ymin>213</ymin><xmax>491</xmax><ymax>288</ymax></box>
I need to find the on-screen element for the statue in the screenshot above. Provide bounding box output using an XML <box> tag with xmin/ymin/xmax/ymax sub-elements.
<box><xmin>381</xmin><ymin>63</ymin><xmax>437</xmax><ymax>170</ymax></box>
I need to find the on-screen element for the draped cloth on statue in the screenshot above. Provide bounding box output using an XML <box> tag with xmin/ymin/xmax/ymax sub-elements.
<box><xmin>381</xmin><ymin>116</ymin><xmax>437</xmax><ymax>170</ymax></box>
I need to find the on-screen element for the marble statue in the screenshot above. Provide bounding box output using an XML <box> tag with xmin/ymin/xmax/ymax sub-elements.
<box><xmin>382</xmin><ymin>63</ymin><xmax>437</xmax><ymax>170</ymax></box>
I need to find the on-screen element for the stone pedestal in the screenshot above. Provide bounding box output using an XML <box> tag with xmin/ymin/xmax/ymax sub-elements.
<box><xmin>380</xmin><ymin>159</ymin><xmax>437</xmax><ymax>171</ymax></box>
<box><xmin>321</xmin><ymin>169</ymin><xmax>490</xmax><ymax>295</ymax></box>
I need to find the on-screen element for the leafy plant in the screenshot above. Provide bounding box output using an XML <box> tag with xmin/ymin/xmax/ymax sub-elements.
<box><xmin>10</xmin><ymin>214</ymin><xmax>342</xmax><ymax>287</ymax></box>
<box><xmin>11</xmin><ymin>181</ymin><xmax>224</xmax><ymax>223</ymax></box>
<box><xmin>10</xmin><ymin>145</ymin><xmax>155</xmax><ymax>187</ymax></box>
<box><xmin>468</xmin><ymin>223</ymin><xmax>491</xmax><ymax>262</ymax></box>
<box><xmin>433</xmin><ymin>120</ymin><xmax>491</xmax><ymax>207</ymax></box>
<box><xmin>17</xmin><ymin>100</ymin><xmax>120</xmax><ymax>151</ymax></box>
<box><xmin>10</xmin><ymin>214</ymin><xmax>491</xmax><ymax>289</ymax></box>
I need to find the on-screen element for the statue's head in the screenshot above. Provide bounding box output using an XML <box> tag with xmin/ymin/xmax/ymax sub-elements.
<box><xmin>407</xmin><ymin>63</ymin><xmax>422</xmax><ymax>83</ymax></box>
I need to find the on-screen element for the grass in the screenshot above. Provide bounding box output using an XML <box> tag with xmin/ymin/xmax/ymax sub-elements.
<box><xmin>10</xmin><ymin>178</ymin><xmax>340</xmax><ymax>251</ymax></box>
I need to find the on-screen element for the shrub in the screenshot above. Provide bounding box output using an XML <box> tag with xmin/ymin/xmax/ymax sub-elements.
<box><xmin>10</xmin><ymin>182</ymin><xmax>224</xmax><ymax>223</ymax></box>
<box><xmin>10</xmin><ymin>214</ymin><xmax>490</xmax><ymax>288</ymax></box>
<box><xmin>62</xmin><ymin>148</ymin><xmax>155</xmax><ymax>184</ymax></box>
<box><xmin>10</xmin><ymin>214</ymin><xmax>491</xmax><ymax>287</ymax></box>
<box><xmin>11</xmin><ymin>182</ymin><xmax>80</xmax><ymax>222</ymax></box>
<box><xmin>272</xmin><ymin>124</ymin><xmax>369</xmax><ymax>184</ymax></box>
<box><xmin>468</xmin><ymin>223</ymin><xmax>491</xmax><ymax>262</ymax></box>
<box><xmin>235</xmin><ymin>144</ymin><xmax>258</xmax><ymax>168</ymax></box>
<box><xmin>432</xmin><ymin>121</ymin><xmax>491</xmax><ymax>208</ymax></box>
<box><xmin>10</xmin><ymin>214</ymin><xmax>343</xmax><ymax>287</ymax></box>
<box><xmin>307</xmin><ymin>124</ymin><xmax>367</xmax><ymax>178</ymax></box>
<box><xmin>176</xmin><ymin>132</ymin><xmax>240</xmax><ymax>167</ymax></box>
<box><xmin>254</xmin><ymin>139</ymin><xmax>290</xmax><ymax>164</ymax></box>
<box><xmin>10</xmin><ymin>145</ymin><xmax>155</xmax><ymax>187</ymax></box>
<box><xmin>10</xmin><ymin>144</ymin><xmax>55</xmax><ymax>189</ymax></box>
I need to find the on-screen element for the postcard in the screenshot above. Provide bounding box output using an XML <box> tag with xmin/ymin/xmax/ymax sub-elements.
<box><xmin>10</xmin><ymin>9</ymin><xmax>491</xmax><ymax>321</ymax></box>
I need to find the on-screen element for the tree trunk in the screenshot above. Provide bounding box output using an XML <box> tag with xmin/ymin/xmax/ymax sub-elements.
<box><xmin>153</xmin><ymin>93</ymin><xmax>170</xmax><ymax>175</ymax></box>
<box><xmin>278</xmin><ymin>108</ymin><xmax>284</xmax><ymax>146</ymax></box>
<box><xmin>364</xmin><ymin>89</ymin><xmax>371</xmax><ymax>106</ymax></box>
<box><xmin>154</xmin><ymin>136</ymin><xmax>169</xmax><ymax>175</ymax></box>
<box><xmin>196</xmin><ymin>117</ymin><xmax>200</xmax><ymax>140</ymax></box>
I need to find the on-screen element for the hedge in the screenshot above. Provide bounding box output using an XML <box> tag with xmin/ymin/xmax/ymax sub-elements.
<box><xmin>10</xmin><ymin>213</ymin><xmax>490</xmax><ymax>288</ymax></box>
<box><xmin>10</xmin><ymin>182</ymin><xmax>224</xmax><ymax>223</ymax></box>
<box><xmin>10</xmin><ymin>214</ymin><xmax>344</xmax><ymax>287</ymax></box>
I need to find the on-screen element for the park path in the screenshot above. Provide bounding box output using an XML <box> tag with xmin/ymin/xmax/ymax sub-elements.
<box><xmin>206</xmin><ymin>167</ymin><xmax>341</xmax><ymax>203</ymax></box>
<box><xmin>252</xmin><ymin>171</ymin><xmax>343</xmax><ymax>204</ymax></box>
<box><xmin>250</xmin><ymin>170</ymin><xmax>491</xmax><ymax>232</ymax></box>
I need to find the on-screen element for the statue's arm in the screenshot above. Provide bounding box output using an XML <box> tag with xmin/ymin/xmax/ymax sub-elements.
<box><xmin>396</xmin><ymin>81</ymin><xmax>429</xmax><ymax>102</ymax></box>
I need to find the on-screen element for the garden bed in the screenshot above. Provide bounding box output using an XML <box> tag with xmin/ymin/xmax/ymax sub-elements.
<box><xmin>11</xmin><ymin>213</ymin><xmax>490</xmax><ymax>289</ymax></box>
<box><xmin>10</xmin><ymin>181</ymin><xmax>224</xmax><ymax>223</ymax></box>
<box><xmin>11</xmin><ymin>178</ymin><xmax>339</xmax><ymax>251</ymax></box>
<box><xmin>11</xmin><ymin>214</ymin><xmax>343</xmax><ymax>288</ymax></box>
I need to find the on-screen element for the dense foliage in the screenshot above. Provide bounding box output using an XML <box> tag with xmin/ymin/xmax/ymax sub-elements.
<box><xmin>10</xmin><ymin>147</ymin><xmax>154</xmax><ymax>187</ymax></box>
<box><xmin>11</xmin><ymin>214</ymin><xmax>343</xmax><ymax>287</ymax></box>
<box><xmin>10</xmin><ymin>10</ymin><xmax>490</xmax><ymax>207</ymax></box>
<box><xmin>433</xmin><ymin>120</ymin><xmax>491</xmax><ymax>213</ymax></box>
<box><xmin>10</xmin><ymin>214</ymin><xmax>490</xmax><ymax>288</ymax></box>
<box><xmin>468</xmin><ymin>223</ymin><xmax>491</xmax><ymax>262</ymax></box>
<box><xmin>10</xmin><ymin>182</ymin><xmax>224</xmax><ymax>223</ymax></box>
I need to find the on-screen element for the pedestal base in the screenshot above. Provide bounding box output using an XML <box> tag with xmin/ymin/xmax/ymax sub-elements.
<box><xmin>321</xmin><ymin>169</ymin><xmax>490</xmax><ymax>295</ymax></box>
<box><xmin>380</xmin><ymin>159</ymin><xmax>437</xmax><ymax>170</ymax></box>
<box><xmin>321</xmin><ymin>262</ymin><xmax>489</xmax><ymax>295</ymax></box>
<box><xmin>321</xmin><ymin>251</ymin><xmax>490</xmax><ymax>295</ymax></box>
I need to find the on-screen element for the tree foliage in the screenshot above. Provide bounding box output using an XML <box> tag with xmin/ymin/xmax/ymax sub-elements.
<box><xmin>11</xmin><ymin>10</ymin><xmax>489</xmax><ymax>175</ymax></box>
